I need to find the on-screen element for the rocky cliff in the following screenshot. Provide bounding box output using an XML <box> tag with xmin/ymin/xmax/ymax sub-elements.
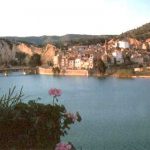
<box><xmin>16</xmin><ymin>43</ymin><xmax>42</xmax><ymax>56</ymax></box>
<box><xmin>0</xmin><ymin>39</ymin><xmax>16</xmax><ymax>64</ymax></box>
<box><xmin>0</xmin><ymin>39</ymin><xmax>57</xmax><ymax>65</ymax></box>
<box><xmin>41</xmin><ymin>44</ymin><xmax>57</xmax><ymax>64</ymax></box>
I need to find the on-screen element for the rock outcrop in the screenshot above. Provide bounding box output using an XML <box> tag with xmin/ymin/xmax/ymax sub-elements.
<box><xmin>0</xmin><ymin>39</ymin><xmax>16</xmax><ymax>64</ymax></box>
<box><xmin>0</xmin><ymin>39</ymin><xmax>58</xmax><ymax>65</ymax></box>
<box><xmin>41</xmin><ymin>44</ymin><xmax>57</xmax><ymax>65</ymax></box>
<box><xmin>16</xmin><ymin>43</ymin><xmax>42</xmax><ymax>56</ymax></box>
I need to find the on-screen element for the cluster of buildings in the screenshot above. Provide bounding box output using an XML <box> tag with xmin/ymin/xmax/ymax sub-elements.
<box><xmin>50</xmin><ymin>37</ymin><xmax>150</xmax><ymax>70</ymax></box>
<box><xmin>52</xmin><ymin>46</ymin><xmax>95</xmax><ymax>70</ymax></box>
<box><xmin>1</xmin><ymin>37</ymin><xmax>150</xmax><ymax>71</ymax></box>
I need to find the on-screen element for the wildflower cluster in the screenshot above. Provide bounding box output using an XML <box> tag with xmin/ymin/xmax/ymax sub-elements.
<box><xmin>48</xmin><ymin>88</ymin><xmax>62</xmax><ymax>105</ymax></box>
<box><xmin>65</xmin><ymin>112</ymin><xmax>78</xmax><ymax>122</ymax></box>
<box><xmin>48</xmin><ymin>88</ymin><xmax>81</xmax><ymax>149</ymax></box>
<box><xmin>48</xmin><ymin>88</ymin><xmax>62</xmax><ymax>97</ymax></box>
<box><xmin>55</xmin><ymin>142</ymin><xmax>72</xmax><ymax>150</ymax></box>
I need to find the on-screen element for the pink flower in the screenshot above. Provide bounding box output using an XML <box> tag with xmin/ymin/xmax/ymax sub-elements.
<box><xmin>55</xmin><ymin>142</ymin><xmax>72</xmax><ymax>150</ymax></box>
<box><xmin>65</xmin><ymin>112</ymin><xmax>78</xmax><ymax>122</ymax></box>
<box><xmin>48</xmin><ymin>88</ymin><xmax>62</xmax><ymax>97</ymax></box>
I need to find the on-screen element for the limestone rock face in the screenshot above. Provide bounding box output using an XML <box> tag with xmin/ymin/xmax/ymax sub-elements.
<box><xmin>16</xmin><ymin>43</ymin><xmax>57</xmax><ymax>65</ymax></box>
<box><xmin>16</xmin><ymin>43</ymin><xmax>42</xmax><ymax>56</ymax></box>
<box><xmin>41</xmin><ymin>44</ymin><xmax>57</xmax><ymax>65</ymax></box>
<box><xmin>0</xmin><ymin>39</ymin><xmax>58</xmax><ymax>66</ymax></box>
<box><xmin>0</xmin><ymin>39</ymin><xmax>16</xmax><ymax>64</ymax></box>
<box><xmin>127</xmin><ymin>38</ymin><xmax>142</xmax><ymax>49</ymax></box>
<box><xmin>16</xmin><ymin>43</ymin><xmax>33</xmax><ymax>56</ymax></box>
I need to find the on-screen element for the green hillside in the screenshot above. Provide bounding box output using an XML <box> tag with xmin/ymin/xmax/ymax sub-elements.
<box><xmin>120</xmin><ymin>22</ymin><xmax>150</xmax><ymax>40</ymax></box>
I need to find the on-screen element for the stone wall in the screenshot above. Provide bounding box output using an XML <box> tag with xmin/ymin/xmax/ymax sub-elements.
<box><xmin>38</xmin><ymin>67</ymin><xmax>53</xmax><ymax>75</ymax></box>
<box><xmin>63</xmin><ymin>69</ymin><xmax>88</xmax><ymax>76</ymax></box>
<box><xmin>38</xmin><ymin>67</ymin><xmax>88</xmax><ymax>76</ymax></box>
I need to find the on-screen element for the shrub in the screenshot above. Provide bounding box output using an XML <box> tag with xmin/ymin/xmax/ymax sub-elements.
<box><xmin>29</xmin><ymin>54</ymin><xmax>41</xmax><ymax>67</ymax></box>
<box><xmin>52</xmin><ymin>67</ymin><xmax>61</xmax><ymax>75</ymax></box>
<box><xmin>0</xmin><ymin>87</ymin><xmax>81</xmax><ymax>149</ymax></box>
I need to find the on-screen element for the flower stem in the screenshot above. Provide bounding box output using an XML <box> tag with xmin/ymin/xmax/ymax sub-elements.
<box><xmin>53</xmin><ymin>96</ymin><xmax>55</xmax><ymax>106</ymax></box>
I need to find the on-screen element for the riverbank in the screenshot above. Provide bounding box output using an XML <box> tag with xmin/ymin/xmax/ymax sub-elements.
<box><xmin>2</xmin><ymin>66</ymin><xmax>150</xmax><ymax>78</ymax></box>
<box><xmin>112</xmin><ymin>74</ymin><xmax>150</xmax><ymax>79</ymax></box>
<box><xmin>0</xmin><ymin>66</ymin><xmax>37</xmax><ymax>74</ymax></box>
<box><xmin>38</xmin><ymin>67</ymin><xmax>89</xmax><ymax>76</ymax></box>
<box><xmin>132</xmin><ymin>75</ymin><xmax>150</xmax><ymax>78</ymax></box>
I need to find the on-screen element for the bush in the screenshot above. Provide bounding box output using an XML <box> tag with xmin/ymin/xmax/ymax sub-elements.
<box><xmin>0</xmin><ymin>87</ymin><xmax>81</xmax><ymax>149</ymax></box>
<box><xmin>115</xmin><ymin>69</ymin><xmax>134</xmax><ymax>78</ymax></box>
<box><xmin>29</xmin><ymin>54</ymin><xmax>41</xmax><ymax>67</ymax></box>
<box><xmin>52</xmin><ymin>67</ymin><xmax>61</xmax><ymax>75</ymax></box>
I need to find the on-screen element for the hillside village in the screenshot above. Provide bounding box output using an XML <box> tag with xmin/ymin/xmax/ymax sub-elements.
<box><xmin>1</xmin><ymin>37</ymin><xmax>150</xmax><ymax>76</ymax></box>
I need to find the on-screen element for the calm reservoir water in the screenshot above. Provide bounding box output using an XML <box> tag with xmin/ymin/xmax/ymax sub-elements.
<box><xmin>1</xmin><ymin>72</ymin><xmax>150</xmax><ymax>150</ymax></box>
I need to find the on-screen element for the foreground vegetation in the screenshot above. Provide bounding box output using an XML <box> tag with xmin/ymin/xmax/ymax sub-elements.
<box><xmin>0</xmin><ymin>87</ymin><xmax>81</xmax><ymax>150</ymax></box>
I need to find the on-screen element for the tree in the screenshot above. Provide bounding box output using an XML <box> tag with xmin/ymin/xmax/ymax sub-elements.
<box><xmin>15</xmin><ymin>52</ymin><xmax>26</xmax><ymax>65</ymax></box>
<box><xmin>29</xmin><ymin>54</ymin><xmax>41</xmax><ymax>67</ymax></box>
<box><xmin>94</xmin><ymin>58</ymin><xmax>107</xmax><ymax>74</ymax></box>
<box><xmin>47</xmin><ymin>60</ymin><xmax>54</xmax><ymax>67</ymax></box>
<box><xmin>52</xmin><ymin>67</ymin><xmax>60</xmax><ymax>75</ymax></box>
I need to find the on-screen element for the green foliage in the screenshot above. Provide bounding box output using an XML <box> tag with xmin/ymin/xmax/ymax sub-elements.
<box><xmin>9</xmin><ymin>59</ymin><xmax>18</xmax><ymax>66</ymax></box>
<box><xmin>0</xmin><ymin>86</ymin><xmax>23</xmax><ymax>109</ymax></box>
<box><xmin>120</xmin><ymin>22</ymin><xmax>150</xmax><ymax>40</ymax></box>
<box><xmin>52</xmin><ymin>67</ymin><xmax>61</xmax><ymax>75</ymax></box>
<box><xmin>15</xmin><ymin>52</ymin><xmax>27</xmax><ymax>65</ymax></box>
<box><xmin>29</xmin><ymin>54</ymin><xmax>41</xmax><ymax>67</ymax></box>
<box><xmin>94</xmin><ymin>58</ymin><xmax>107</xmax><ymax>74</ymax></box>
<box><xmin>47</xmin><ymin>60</ymin><xmax>54</xmax><ymax>67</ymax></box>
<box><xmin>0</xmin><ymin>87</ymin><xmax>81</xmax><ymax>149</ymax></box>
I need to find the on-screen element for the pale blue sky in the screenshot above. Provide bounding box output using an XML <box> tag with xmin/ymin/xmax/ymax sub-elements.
<box><xmin>0</xmin><ymin>0</ymin><xmax>149</xmax><ymax>36</ymax></box>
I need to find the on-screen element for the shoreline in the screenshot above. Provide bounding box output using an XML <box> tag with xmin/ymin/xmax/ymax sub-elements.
<box><xmin>132</xmin><ymin>75</ymin><xmax>150</xmax><ymax>78</ymax></box>
<box><xmin>112</xmin><ymin>74</ymin><xmax>150</xmax><ymax>79</ymax></box>
<box><xmin>1</xmin><ymin>66</ymin><xmax>150</xmax><ymax>78</ymax></box>
<box><xmin>37</xmin><ymin>67</ymin><xmax>89</xmax><ymax>76</ymax></box>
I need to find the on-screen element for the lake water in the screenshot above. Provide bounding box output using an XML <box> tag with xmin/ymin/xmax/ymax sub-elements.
<box><xmin>1</xmin><ymin>72</ymin><xmax>150</xmax><ymax>150</ymax></box>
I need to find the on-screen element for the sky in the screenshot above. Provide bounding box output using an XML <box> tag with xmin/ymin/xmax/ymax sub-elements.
<box><xmin>0</xmin><ymin>0</ymin><xmax>150</xmax><ymax>36</ymax></box>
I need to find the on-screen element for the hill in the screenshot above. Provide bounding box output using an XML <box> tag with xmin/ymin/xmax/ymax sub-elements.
<box><xmin>120</xmin><ymin>22</ymin><xmax>150</xmax><ymax>40</ymax></box>
<box><xmin>1</xmin><ymin>34</ymin><xmax>115</xmax><ymax>47</ymax></box>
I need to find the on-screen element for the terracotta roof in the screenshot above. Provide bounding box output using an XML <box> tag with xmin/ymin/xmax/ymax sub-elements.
<box><xmin>146</xmin><ymin>38</ymin><xmax>150</xmax><ymax>42</ymax></box>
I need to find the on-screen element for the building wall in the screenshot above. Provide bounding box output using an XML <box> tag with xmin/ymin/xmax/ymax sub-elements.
<box><xmin>112</xmin><ymin>50</ymin><xmax>124</xmax><ymax>64</ymax></box>
<box><xmin>118</xmin><ymin>41</ymin><xmax>130</xmax><ymax>49</ymax></box>
<box><xmin>38</xmin><ymin>67</ymin><xmax>88</xmax><ymax>76</ymax></box>
<box><xmin>75</xmin><ymin>58</ymin><xmax>81</xmax><ymax>69</ymax></box>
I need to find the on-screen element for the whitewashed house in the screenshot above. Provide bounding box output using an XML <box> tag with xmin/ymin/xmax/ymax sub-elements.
<box><xmin>53</xmin><ymin>55</ymin><xmax>59</xmax><ymax>67</ymax></box>
<box><xmin>60</xmin><ymin>56</ymin><xmax>68</xmax><ymax>69</ymax></box>
<box><xmin>142</xmin><ymin>42</ymin><xmax>149</xmax><ymax>50</ymax></box>
<box><xmin>88</xmin><ymin>54</ymin><xmax>94</xmax><ymax>69</ymax></box>
<box><xmin>75</xmin><ymin>58</ymin><xmax>82</xmax><ymax>69</ymax></box>
<box><xmin>131</xmin><ymin>54</ymin><xmax>144</xmax><ymax>64</ymax></box>
<box><xmin>112</xmin><ymin>50</ymin><xmax>124</xmax><ymax>64</ymax></box>
<box><xmin>81</xmin><ymin>61</ymin><xmax>89</xmax><ymax>69</ymax></box>
<box><xmin>68</xmin><ymin>59</ymin><xmax>75</xmax><ymax>69</ymax></box>
<box><xmin>114</xmin><ymin>40</ymin><xmax>130</xmax><ymax>49</ymax></box>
